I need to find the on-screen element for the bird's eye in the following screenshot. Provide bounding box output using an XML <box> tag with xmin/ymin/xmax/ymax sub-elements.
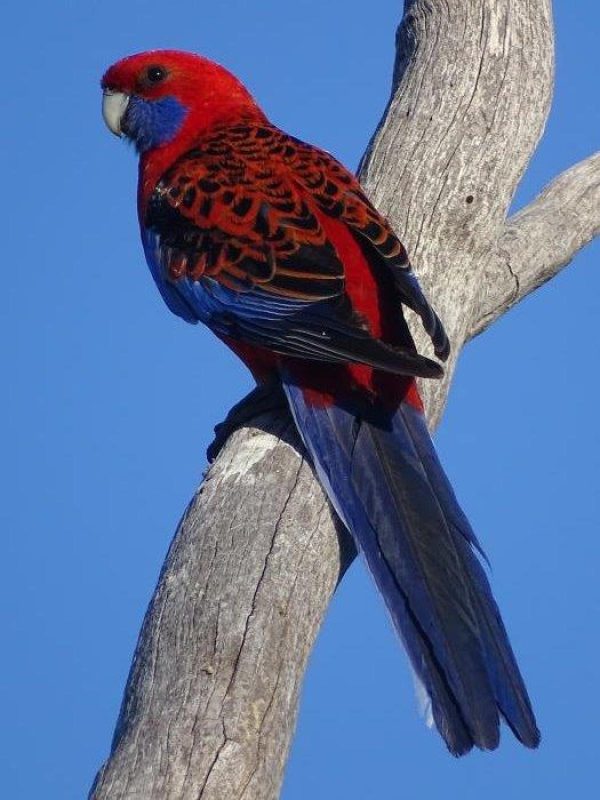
<box><xmin>145</xmin><ymin>65</ymin><xmax>168</xmax><ymax>84</ymax></box>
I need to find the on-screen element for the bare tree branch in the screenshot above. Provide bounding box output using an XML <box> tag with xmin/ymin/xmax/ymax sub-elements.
<box><xmin>91</xmin><ymin>416</ymin><xmax>354</xmax><ymax>800</ymax></box>
<box><xmin>91</xmin><ymin>2</ymin><xmax>599</xmax><ymax>799</ymax></box>
<box><xmin>471</xmin><ymin>152</ymin><xmax>600</xmax><ymax>338</ymax></box>
<box><xmin>360</xmin><ymin>0</ymin><xmax>554</xmax><ymax>425</ymax></box>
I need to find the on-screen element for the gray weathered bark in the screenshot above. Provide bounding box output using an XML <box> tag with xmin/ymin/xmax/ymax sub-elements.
<box><xmin>90</xmin><ymin>2</ymin><xmax>599</xmax><ymax>798</ymax></box>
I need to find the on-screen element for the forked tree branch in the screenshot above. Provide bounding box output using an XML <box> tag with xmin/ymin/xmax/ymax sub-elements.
<box><xmin>472</xmin><ymin>153</ymin><xmax>600</xmax><ymax>337</ymax></box>
<box><xmin>90</xmin><ymin>2</ymin><xmax>599</xmax><ymax>798</ymax></box>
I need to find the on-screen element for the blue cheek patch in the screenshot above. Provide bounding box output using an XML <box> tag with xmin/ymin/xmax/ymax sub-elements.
<box><xmin>124</xmin><ymin>96</ymin><xmax>187</xmax><ymax>152</ymax></box>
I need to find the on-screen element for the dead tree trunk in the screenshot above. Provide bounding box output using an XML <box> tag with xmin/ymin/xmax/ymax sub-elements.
<box><xmin>90</xmin><ymin>2</ymin><xmax>600</xmax><ymax>798</ymax></box>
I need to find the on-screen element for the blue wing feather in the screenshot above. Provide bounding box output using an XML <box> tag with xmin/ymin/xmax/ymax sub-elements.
<box><xmin>140</xmin><ymin>227</ymin><xmax>443</xmax><ymax>377</ymax></box>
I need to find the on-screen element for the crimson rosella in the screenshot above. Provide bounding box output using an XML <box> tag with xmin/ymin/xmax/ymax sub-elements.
<box><xmin>101</xmin><ymin>50</ymin><xmax>540</xmax><ymax>756</ymax></box>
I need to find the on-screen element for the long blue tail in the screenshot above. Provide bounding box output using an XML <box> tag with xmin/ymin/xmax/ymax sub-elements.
<box><xmin>283</xmin><ymin>381</ymin><xmax>540</xmax><ymax>755</ymax></box>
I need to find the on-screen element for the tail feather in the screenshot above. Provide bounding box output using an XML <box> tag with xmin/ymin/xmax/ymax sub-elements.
<box><xmin>398</xmin><ymin>403</ymin><xmax>540</xmax><ymax>747</ymax></box>
<box><xmin>283</xmin><ymin>380</ymin><xmax>540</xmax><ymax>755</ymax></box>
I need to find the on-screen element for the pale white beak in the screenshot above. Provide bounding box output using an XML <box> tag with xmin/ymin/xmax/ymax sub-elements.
<box><xmin>102</xmin><ymin>90</ymin><xmax>130</xmax><ymax>137</ymax></box>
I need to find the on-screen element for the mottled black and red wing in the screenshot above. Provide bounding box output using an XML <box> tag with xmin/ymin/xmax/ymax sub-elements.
<box><xmin>277</xmin><ymin>127</ymin><xmax>450</xmax><ymax>361</ymax></box>
<box><xmin>146</xmin><ymin>126</ymin><xmax>345</xmax><ymax>301</ymax></box>
<box><xmin>144</xmin><ymin>123</ymin><xmax>445</xmax><ymax>377</ymax></box>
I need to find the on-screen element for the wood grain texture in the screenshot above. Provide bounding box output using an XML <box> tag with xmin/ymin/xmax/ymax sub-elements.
<box><xmin>90</xmin><ymin>2</ymin><xmax>599</xmax><ymax>798</ymax></box>
<box><xmin>472</xmin><ymin>152</ymin><xmax>600</xmax><ymax>337</ymax></box>
<box><xmin>360</xmin><ymin>0</ymin><xmax>554</xmax><ymax>423</ymax></box>
<box><xmin>91</xmin><ymin>416</ymin><xmax>354</xmax><ymax>799</ymax></box>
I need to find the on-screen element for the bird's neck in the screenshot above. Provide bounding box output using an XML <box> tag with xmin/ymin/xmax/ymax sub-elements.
<box><xmin>137</xmin><ymin>102</ymin><xmax>267</xmax><ymax>214</ymax></box>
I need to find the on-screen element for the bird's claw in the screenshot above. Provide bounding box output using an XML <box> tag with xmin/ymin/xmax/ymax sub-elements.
<box><xmin>207</xmin><ymin>381</ymin><xmax>288</xmax><ymax>461</ymax></box>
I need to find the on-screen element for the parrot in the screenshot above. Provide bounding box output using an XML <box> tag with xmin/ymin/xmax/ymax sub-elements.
<box><xmin>101</xmin><ymin>49</ymin><xmax>540</xmax><ymax>756</ymax></box>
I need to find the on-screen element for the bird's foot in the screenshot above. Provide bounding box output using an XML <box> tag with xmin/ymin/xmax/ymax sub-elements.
<box><xmin>207</xmin><ymin>381</ymin><xmax>288</xmax><ymax>461</ymax></box>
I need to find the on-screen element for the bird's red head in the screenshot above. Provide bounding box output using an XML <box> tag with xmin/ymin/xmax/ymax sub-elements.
<box><xmin>101</xmin><ymin>50</ymin><xmax>263</xmax><ymax>154</ymax></box>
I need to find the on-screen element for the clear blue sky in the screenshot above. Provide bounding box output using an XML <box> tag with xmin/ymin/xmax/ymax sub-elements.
<box><xmin>3</xmin><ymin>1</ymin><xmax>599</xmax><ymax>798</ymax></box>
